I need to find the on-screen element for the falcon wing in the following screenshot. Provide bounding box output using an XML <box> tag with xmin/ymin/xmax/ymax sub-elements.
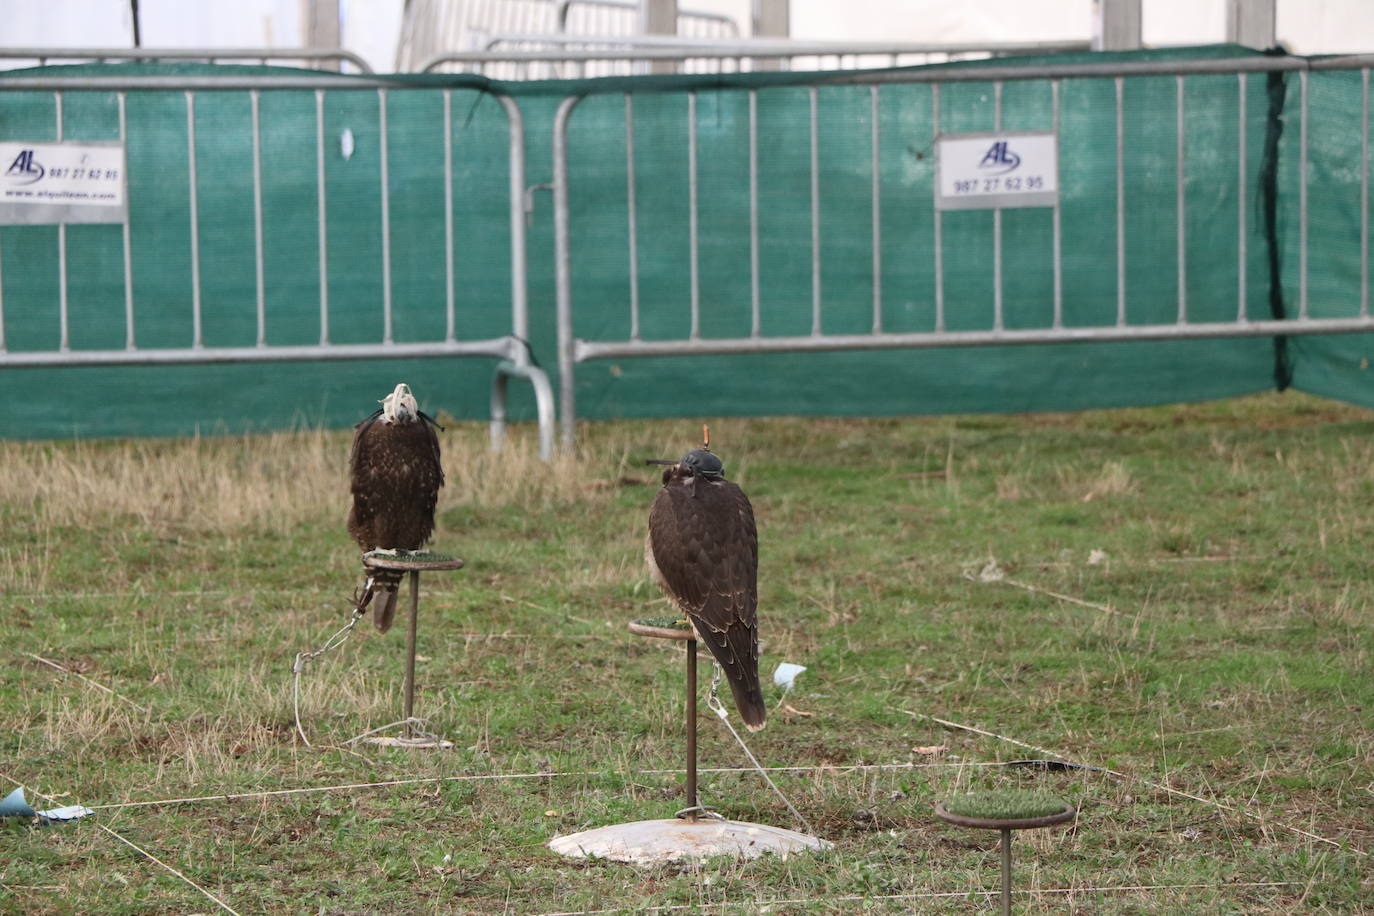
<box><xmin>649</xmin><ymin>478</ymin><xmax>765</xmax><ymax>729</ymax></box>
<box><xmin>346</xmin><ymin>410</ymin><xmax>384</xmax><ymax>549</ymax></box>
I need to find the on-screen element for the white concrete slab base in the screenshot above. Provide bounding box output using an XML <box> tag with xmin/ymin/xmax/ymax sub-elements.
<box><xmin>361</xmin><ymin>735</ymin><xmax>454</xmax><ymax>749</ymax></box>
<box><xmin>548</xmin><ymin>818</ymin><xmax>831</xmax><ymax>864</ymax></box>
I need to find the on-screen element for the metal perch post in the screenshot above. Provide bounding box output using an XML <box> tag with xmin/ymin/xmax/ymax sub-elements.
<box><xmin>685</xmin><ymin>635</ymin><xmax>698</xmax><ymax>817</ymax></box>
<box><xmin>545</xmin><ymin>618</ymin><xmax>831</xmax><ymax>863</ymax></box>
<box><xmin>362</xmin><ymin>552</ymin><xmax>465</xmax><ymax>748</ymax></box>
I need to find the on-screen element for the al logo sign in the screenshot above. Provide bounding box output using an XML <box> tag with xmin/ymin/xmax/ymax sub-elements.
<box><xmin>0</xmin><ymin>140</ymin><xmax>127</xmax><ymax>225</ymax></box>
<box><xmin>5</xmin><ymin>149</ymin><xmax>45</xmax><ymax>185</ymax></box>
<box><xmin>978</xmin><ymin>140</ymin><xmax>1022</xmax><ymax>175</ymax></box>
<box><xmin>936</xmin><ymin>131</ymin><xmax>1059</xmax><ymax>211</ymax></box>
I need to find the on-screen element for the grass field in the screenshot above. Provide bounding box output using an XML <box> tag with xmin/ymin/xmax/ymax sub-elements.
<box><xmin>2</xmin><ymin>392</ymin><xmax>1372</xmax><ymax>914</ymax></box>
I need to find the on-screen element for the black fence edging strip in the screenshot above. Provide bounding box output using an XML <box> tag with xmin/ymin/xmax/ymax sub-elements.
<box><xmin>1259</xmin><ymin>46</ymin><xmax>1293</xmax><ymax>391</ymax></box>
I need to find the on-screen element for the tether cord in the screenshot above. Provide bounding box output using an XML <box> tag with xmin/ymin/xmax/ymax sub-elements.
<box><xmin>706</xmin><ymin>663</ymin><xmax>817</xmax><ymax>836</ymax></box>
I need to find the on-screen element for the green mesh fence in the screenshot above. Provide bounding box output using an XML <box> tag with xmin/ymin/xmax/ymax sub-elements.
<box><xmin>1279</xmin><ymin>63</ymin><xmax>1374</xmax><ymax>406</ymax></box>
<box><xmin>0</xmin><ymin>47</ymin><xmax>1368</xmax><ymax>440</ymax></box>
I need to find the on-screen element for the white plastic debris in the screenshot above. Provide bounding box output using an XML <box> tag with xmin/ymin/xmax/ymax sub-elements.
<box><xmin>0</xmin><ymin>787</ymin><xmax>91</xmax><ymax>822</ymax></box>
<box><xmin>1087</xmin><ymin>549</ymin><xmax>1108</xmax><ymax>565</ymax></box>
<box><xmin>773</xmin><ymin>662</ymin><xmax>807</xmax><ymax>689</ymax></box>
<box><xmin>0</xmin><ymin>787</ymin><xmax>36</xmax><ymax>817</ymax></box>
<box><xmin>37</xmin><ymin>805</ymin><xmax>93</xmax><ymax>822</ymax></box>
<box><xmin>340</xmin><ymin>128</ymin><xmax>355</xmax><ymax>160</ymax></box>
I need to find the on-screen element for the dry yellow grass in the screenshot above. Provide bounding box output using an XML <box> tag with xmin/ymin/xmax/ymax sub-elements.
<box><xmin>0</xmin><ymin>424</ymin><xmax>598</xmax><ymax>537</ymax></box>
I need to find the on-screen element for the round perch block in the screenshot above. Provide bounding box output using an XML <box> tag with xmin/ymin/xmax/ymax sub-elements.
<box><xmin>362</xmin><ymin>551</ymin><xmax>465</xmax><ymax>572</ymax></box>
<box><xmin>934</xmin><ymin>790</ymin><xmax>1076</xmax><ymax>830</ymax></box>
<box><xmin>549</xmin><ymin>818</ymin><xmax>831</xmax><ymax>864</ymax></box>
<box><xmin>628</xmin><ymin>617</ymin><xmax>695</xmax><ymax>641</ymax></box>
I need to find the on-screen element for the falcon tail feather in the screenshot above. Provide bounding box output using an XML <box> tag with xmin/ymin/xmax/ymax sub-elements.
<box><xmin>728</xmin><ymin>677</ymin><xmax>768</xmax><ymax>732</ymax></box>
<box><xmin>374</xmin><ymin>587</ymin><xmax>399</xmax><ymax>633</ymax></box>
<box><xmin>695</xmin><ymin>622</ymin><xmax>767</xmax><ymax>731</ymax></box>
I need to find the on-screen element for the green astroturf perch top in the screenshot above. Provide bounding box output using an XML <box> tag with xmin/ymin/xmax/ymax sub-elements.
<box><xmin>941</xmin><ymin>790</ymin><xmax>1072</xmax><ymax>821</ymax></box>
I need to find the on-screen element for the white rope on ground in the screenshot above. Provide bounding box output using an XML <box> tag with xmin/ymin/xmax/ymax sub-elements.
<box><xmin>291</xmin><ymin>584</ymin><xmax>452</xmax><ymax>749</ymax></box>
<box><xmin>529</xmin><ymin>882</ymin><xmax>1304</xmax><ymax>916</ymax></box>
<box><xmin>966</xmin><ymin>561</ymin><xmax>1123</xmax><ymax>616</ymax></box>
<box><xmin>84</xmin><ymin>760</ymin><xmax>1009</xmax><ymax>812</ymax></box>
<box><xmin>897</xmin><ymin>709</ymin><xmax>1369</xmax><ymax>858</ymax></box>
<box><xmin>342</xmin><ymin>717</ymin><xmax>442</xmax><ymax>746</ymax></box>
<box><xmin>705</xmin><ymin>663</ymin><xmax>817</xmax><ymax>836</ymax></box>
<box><xmin>291</xmin><ymin>599</ymin><xmax>369</xmax><ymax>747</ymax></box>
<box><xmin>21</xmin><ymin>652</ymin><xmax>151</xmax><ymax>714</ymax></box>
<box><xmin>0</xmin><ymin>773</ymin><xmax>242</xmax><ymax>916</ymax></box>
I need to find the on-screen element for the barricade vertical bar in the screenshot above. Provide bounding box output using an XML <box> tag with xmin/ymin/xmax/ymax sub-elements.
<box><xmin>625</xmin><ymin>94</ymin><xmax>641</xmax><ymax>340</ymax></box>
<box><xmin>1115</xmin><ymin>76</ymin><xmax>1126</xmax><ymax>327</ymax></box>
<box><xmin>688</xmin><ymin>91</ymin><xmax>700</xmax><ymax>340</ymax></box>
<box><xmin>993</xmin><ymin>81</ymin><xmax>1003</xmax><ymax>332</ymax></box>
<box><xmin>1176</xmin><ymin>74</ymin><xmax>1186</xmax><ymax>324</ymax></box>
<box><xmin>554</xmin><ymin>96</ymin><xmax>581</xmax><ymax>452</ymax></box>
<box><xmin>119</xmin><ymin>92</ymin><xmax>135</xmax><ymax>349</ymax></box>
<box><xmin>316</xmin><ymin>89</ymin><xmax>330</xmax><ymax>345</ymax></box>
<box><xmin>1238</xmin><ymin>73</ymin><xmax>1247</xmax><ymax>322</ymax></box>
<box><xmin>1051</xmin><ymin>79</ymin><xmax>1063</xmax><ymax>329</ymax></box>
<box><xmin>1362</xmin><ymin>69</ymin><xmax>1369</xmax><ymax>319</ymax></box>
<box><xmin>56</xmin><ymin>92</ymin><xmax>69</xmax><ymax>352</ymax></box>
<box><xmin>870</xmin><ymin>84</ymin><xmax>882</xmax><ymax>333</ymax></box>
<box><xmin>809</xmin><ymin>86</ymin><xmax>821</xmax><ymax>336</ymax></box>
<box><xmin>499</xmin><ymin>95</ymin><xmax>531</xmax><ymax>346</ymax></box>
<box><xmin>749</xmin><ymin>90</ymin><xmax>760</xmax><ymax>338</ymax></box>
<box><xmin>933</xmin><ymin>83</ymin><xmax>944</xmax><ymax>332</ymax></box>
<box><xmin>186</xmin><ymin>91</ymin><xmax>203</xmax><ymax>349</ymax></box>
<box><xmin>250</xmin><ymin>90</ymin><xmax>266</xmax><ymax>346</ymax></box>
<box><xmin>379</xmin><ymin>88</ymin><xmax>394</xmax><ymax>344</ymax></box>
<box><xmin>1299</xmin><ymin>70</ymin><xmax>1309</xmax><ymax>320</ymax></box>
<box><xmin>443</xmin><ymin>89</ymin><xmax>456</xmax><ymax>342</ymax></box>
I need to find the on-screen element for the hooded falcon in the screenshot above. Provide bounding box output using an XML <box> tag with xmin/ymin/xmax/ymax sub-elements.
<box><xmin>646</xmin><ymin>445</ymin><xmax>766</xmax><ymax>731</ymax></box>
<box><xmin>347</xmin><ymin>383</ymin><xmax>444</xmax><ymax>632</ymax></box>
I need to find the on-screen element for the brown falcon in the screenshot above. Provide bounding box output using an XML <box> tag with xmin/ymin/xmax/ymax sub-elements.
<box><xmin>646</xmin><ymin>446</ymin><xmax>766</xmax><ymax>731</ymax></box>
<box><xmin>347</xmin><ymin>383</ymin><xmax>444</xmax><ymax>631</ymax></box>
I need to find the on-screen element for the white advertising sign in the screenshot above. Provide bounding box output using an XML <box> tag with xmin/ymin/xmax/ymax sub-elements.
<box><xmin>936</xmin><ymin>132</ymin><xmax>1059</xmax><ymax>211</ymax></box>
<box><xmin>0</xmin><ymin>141</ymin><xmax>128</xmax><ymax>225</ymax></box>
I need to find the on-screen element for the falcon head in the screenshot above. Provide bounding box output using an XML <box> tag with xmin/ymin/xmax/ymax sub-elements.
<box><xmin>380</xmin><ymin>383</ymin><xmax>418</xmax><ymax>424</ymax></box>
<box><xmin>650</xmin><ymin>447</ymin><xmax>725</xmax><ymax>486</ymax></box>
<box><xmin>680</xmin><ymin>448</ymin><xmax>724</xmax><ymax>479</ymax></box>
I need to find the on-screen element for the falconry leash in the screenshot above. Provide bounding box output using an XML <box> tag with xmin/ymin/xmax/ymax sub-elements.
<box><xmin>290</xmin><ymin>579</ymin><xmax>440</xmax><ymax>748</ymax></box>
<box><xmin>705</xmin><ymin>662</ymin><xmax>817</xmax><ymax>836</ymax></box>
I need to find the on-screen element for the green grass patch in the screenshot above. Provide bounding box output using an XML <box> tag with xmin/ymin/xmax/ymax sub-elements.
<box><xmin>2</xmin><ymin>392</ymin><xmax>1372</xmax><ymax>913</ymax></box>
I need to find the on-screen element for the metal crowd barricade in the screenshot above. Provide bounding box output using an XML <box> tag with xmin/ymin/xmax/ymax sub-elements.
<box><xmin>0</xmin><ymin>48</ymin><xmax>373</xmax><ymax>73</ymax></box>
<box><xmin>551</xmin><ymin>54</ymin><xmax>1374</xmax><ymax>450</ymax></box>
<box><xmin>396</xmin><ymin>0</ymin><xmax>739</xmax><ymax>74</ymax></box>
<box><xmin>418</xmin><ymin>38</ymin><xmax>1094</xmax><ymax>78</ymax></box>
<box><xmin>556</xmin><ymin>0</ymin><xmax>739</xmax><ymax>40</ymax></box>
<box><xmin>0</xmin><ymin>70</ymin><xmax>555</xmax><ymax>459</ymax></box>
